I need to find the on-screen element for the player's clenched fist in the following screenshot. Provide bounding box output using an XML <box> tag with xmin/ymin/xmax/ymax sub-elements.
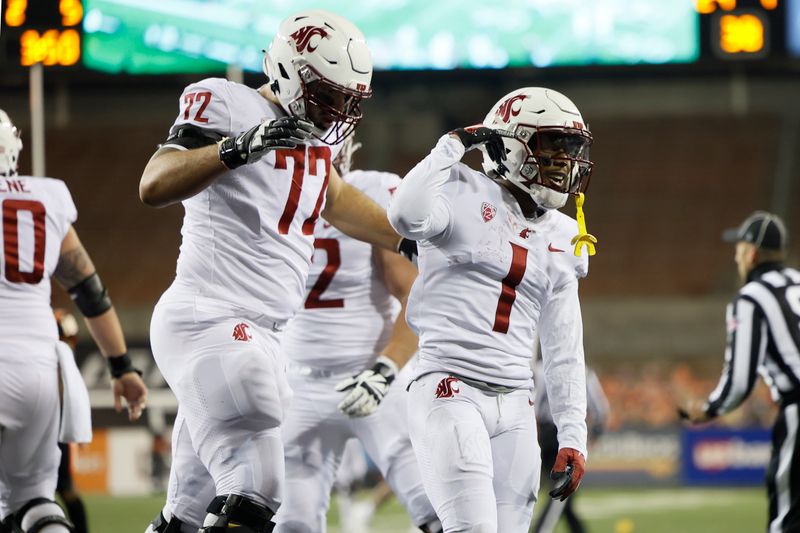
<box><xmin>335</xmin><ymin>356</ymin><xmax>398</xmax><ymax>417</ymax></box>
<box><xmin>449</xmin><ymin>125</ymin><xmax>508</xmax><ymax>165</ymax></box>
<box><xmin>549</xmin><ymin>447</ymin><xmax>586</xmax><ymax>501</ymax></box>
<box><xmin>219</xmin><ymin>116</ymin><xmax>314</xmax><ymax>169</ymax></box>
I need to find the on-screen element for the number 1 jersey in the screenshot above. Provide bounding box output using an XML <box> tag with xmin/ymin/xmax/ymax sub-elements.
<box><xmin>166</xmin><ymin>78</ymin><xmax>342</xmax><ymax>322</ymax></box>
<box><xmin>0</xmin><ymin>176</ymin><xmax>76</xmax><ymax>361</ymax></box>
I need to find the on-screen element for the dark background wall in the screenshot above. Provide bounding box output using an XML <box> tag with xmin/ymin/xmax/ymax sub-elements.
<box><xmin>3</xmin><ymin>67</ymin><xmax>799</xmax><ymax>359</ymax></box>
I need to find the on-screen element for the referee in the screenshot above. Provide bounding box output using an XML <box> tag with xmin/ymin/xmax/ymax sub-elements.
<box><xmin>679</xmin><ymin>211</ymin><xmax>800</xmax><ymax>533</ymax></box>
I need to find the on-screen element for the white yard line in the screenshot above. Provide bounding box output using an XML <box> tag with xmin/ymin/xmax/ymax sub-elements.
<box><xmin>577</xmin><ymin>489</ymin><xmax>758</xmax><ymax>519</ymax></box>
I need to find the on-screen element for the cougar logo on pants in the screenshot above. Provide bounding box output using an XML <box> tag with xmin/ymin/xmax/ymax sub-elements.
<box><xmin>232</xmin><ymin>322</ymin><xmax>252</xmax><ymax>342</ymax></box>
<box><xmin>435</xmin><ymin>376</ymin><xmax>460</xmax><ymax>399</ymax></box>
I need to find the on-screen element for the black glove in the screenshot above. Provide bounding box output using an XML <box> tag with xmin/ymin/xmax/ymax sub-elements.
<box><xmin>397</xmin><ymin>238</ymin><xmax>417</xmax><ymax>262</ymax></box>
<box><xmin>450</xmin><ymin>126</ymin><xmax>507</xmax><ymax>164</ymax></box>
<box><xmin>219</xmin><ymin>116</ymin><xmax>314</xmax><ymax>169</ymax></box>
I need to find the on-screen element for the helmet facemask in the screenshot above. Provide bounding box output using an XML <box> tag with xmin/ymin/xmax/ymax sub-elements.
<box><xmin>297</xmin><ymin>65</ymin><xmax>371</xmax><ymax>145</ymax></box>
<box><xmin>497</xmin><ymin>124</ymin><xmax>593</xmax><ymax>210</ymax></box>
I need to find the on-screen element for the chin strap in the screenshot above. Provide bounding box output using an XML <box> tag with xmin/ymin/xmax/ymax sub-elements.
<box><xmin>570</xmin><ymin>192</ymin><xmax>597</xmax><ymax>257</ymax></box>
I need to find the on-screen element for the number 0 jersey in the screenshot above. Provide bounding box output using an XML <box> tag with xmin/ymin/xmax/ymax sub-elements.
<box><xmin>389</xmin><ymin>135</ymin><xmax>589</xmax><ymax>454</ymax></box>
<box><xmin>0</xmin><ymin>176</ymin><xmax>76</xmax><ymax>362</ymax></box>
<box><xmin>281</xmin><ymin>170</ymin><xmax>401</xmax><ymax>373</ymax></box>
<box><xmin>165</xmin><ymin>78</ymin><xmax>342</xmax><ymax>323</ymax></box>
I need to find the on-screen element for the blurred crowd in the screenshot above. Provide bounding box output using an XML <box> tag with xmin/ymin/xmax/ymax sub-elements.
<box><xmin>596</xmin><ymin>361</ymin><xmax>777</xmax><ymax>430</ymax></box>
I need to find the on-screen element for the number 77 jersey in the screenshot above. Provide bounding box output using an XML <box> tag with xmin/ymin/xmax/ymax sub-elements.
<box><xmin>407</xmin><ymin>163</ymin><xmax>589</xmax><ymax>390</ymax></box>
<box><xmin>167</xmin><ymin>78</ymin><xmax>342</xmax><ymax>322</ymax></box>
<box><xmin>0</xmin><ymin>175</ymin><xmax>76</xmax><ymax>358</ymax></box>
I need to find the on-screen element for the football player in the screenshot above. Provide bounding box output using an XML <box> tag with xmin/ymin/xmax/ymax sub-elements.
<box><xmin>139</xmin><ymin>10</ymin><xmax>411</xmax><ymax>533</ymax></box>
<box><xmin>388</xmin><ymin>88</ymin><xmax>595</xmax><ymax>531</ymax></box>
<box><xmin>273</xmin><ymin>139</ymin><xmax>441</xmax><ymax>533</ymax></box>
<box><xmin>0</xmin><ymin>110</ymin><xmax>147</xmax><ymax>533</ymax></box>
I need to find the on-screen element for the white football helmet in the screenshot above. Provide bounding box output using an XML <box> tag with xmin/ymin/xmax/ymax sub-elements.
<box><xmin>263</xmin><ymin>10</ymin><xmax>372</xmax><ymax>145</ymax></box>
<box><xmin>480</xmin><ymin>88</ymin><xmax>593</xmax><ymax>210</ymax></box>
<box><xmin>0</xmin><ymin>109</ymin><xmax>22</xmax><ymax>176</ymax></box>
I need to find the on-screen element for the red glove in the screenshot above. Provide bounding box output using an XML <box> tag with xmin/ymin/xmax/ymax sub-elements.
<box><xmin>549</xmin><ymin>447</ymin><xmax>585</xmax><ymax>501</ymax></box>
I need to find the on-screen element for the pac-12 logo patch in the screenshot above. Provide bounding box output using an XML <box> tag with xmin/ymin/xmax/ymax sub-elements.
<box><xmin>232</xmin><ymin>322</ymin><xmax>252</xmax><ymax>342</ymax></box>
<box><xmin>290</xmin><ymin>26</ymin><xmax>329</xmax><ymax>53</ymax></box>
<box><xmin>435</xmin><ymin>376</ymin><xmax>460</xmax><ymax>399</ymax></box>
<box><xmin>481</xmin><ymin>202</ymin><xmax>496</xmax><ymax>222</ymax></box>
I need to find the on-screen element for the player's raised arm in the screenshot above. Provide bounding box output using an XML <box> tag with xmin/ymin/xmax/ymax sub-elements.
<box><xmin>140</xmin><ymin>117</ymin><xmax>313</xmax><ymax>208</ymax></box>
<box><xmin>53</xmin><ymin>226</ymin><xmax>147</xmax><ymax>421</ymax></box>
<box><xmin>323</xmin><ymin>164</ymin><xmax>404</xmax><ymax>252</ymax></box>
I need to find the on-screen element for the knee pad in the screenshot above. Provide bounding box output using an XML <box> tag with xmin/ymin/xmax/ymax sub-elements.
<box><xmin>145</xmin><ymin>511</ymin><xmax>184</xmax><ymax>533</ymax></box>
<box><xmin>199</xmin><ymin>495</ymin><xmax>275</xmax><ymax>533</ymax></box>
<box><xmin>13</xmin><ymin>499</ymin><xmax>74</xmax><ymax>533</ymax></box>
<box><xmin>418</xmin><ymin>518</ymin><xmax>443</xmax><ymax>533</ymax></box>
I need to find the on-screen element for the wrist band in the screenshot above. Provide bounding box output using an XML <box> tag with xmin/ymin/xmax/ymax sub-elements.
<box><xmin>107</xmin><ymin>353</ymin><xmax>142</xmax><ymax>379</ymax></box>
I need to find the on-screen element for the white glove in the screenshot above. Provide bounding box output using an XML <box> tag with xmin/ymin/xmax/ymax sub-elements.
<box><xmin>335</xmin><ymin>356</ymin><xmax>398</xmax><ymax>417</ymax></box>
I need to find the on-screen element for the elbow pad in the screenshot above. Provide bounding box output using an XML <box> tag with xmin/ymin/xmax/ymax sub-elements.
<box><xmin>68</xmin><ymin>273</ymin><xmax>112</xmax><ymax>318</ymax></box>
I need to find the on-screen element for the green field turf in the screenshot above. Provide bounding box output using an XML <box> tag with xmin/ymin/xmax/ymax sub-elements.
<box><xmin>80</xmin><ymin>487</ymin><xmax>766</xmax><ymax>533</ymax></box>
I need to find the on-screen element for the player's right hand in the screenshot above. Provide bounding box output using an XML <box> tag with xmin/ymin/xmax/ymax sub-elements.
<box><xmin>449</xmin><ymin>126</ymin><xmax>507</xmax><ymax>164</ymax></box>
<box><xmin>549</xmin><ymin>447</ymin><xmax>585</xmax><ymax>501</ymax></box>
<box><xmin>112</xmin><ymin>372</ymin><xmax>148</xmax><ymax>422</ymax></box>
<box><xmin>219</xmin><ymin>116</ymin><xmax>314</xmax><ymax>169</ymax></box>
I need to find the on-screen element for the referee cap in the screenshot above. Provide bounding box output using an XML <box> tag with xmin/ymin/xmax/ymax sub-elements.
<box><xmin>722</xmin><ymin>211</ymin><xmax>788</xmax><ymax>251</ymax></box>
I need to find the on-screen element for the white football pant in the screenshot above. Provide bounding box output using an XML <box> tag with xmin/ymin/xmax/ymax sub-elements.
<box><xmin>0</xmin><ymin>358</ymin><xmax>61</xmax><ymax>519</ymax></box>
<box><xmin>150</xmin><ymin>287</ymin><xmax>292</xmax><ymax>525</ymax></box>
<box><xmin>407</xmin><ymin>372</ymin><xmax>540</xmax><ymax>533</ymax></box>
<box><xmin>274</xmin><ymin>362</ymin><xmax>437</xmax><ymax>532</ymax></box>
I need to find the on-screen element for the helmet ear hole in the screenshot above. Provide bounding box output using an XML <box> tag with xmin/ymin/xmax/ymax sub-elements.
<box><xmin>278</xmin><ymin>63</ymin><xmax>291</xmax><ymax>80</ymax></box>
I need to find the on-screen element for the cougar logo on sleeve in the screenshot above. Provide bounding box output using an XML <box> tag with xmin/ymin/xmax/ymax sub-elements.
<box><xmin>495</xmin><ymin>94</ymin><xmax>527</xmax><ymax>123</ymax></box>
<box><xmin>481</xmin><ymin>202</ymin><xmax>496</xmax><ymax>222</ymax></box>
<box><xmin>290</xmin><ymin>26</ymin><xmax>329</xmax><ymax>53</ymax></box>
<box><xmin>434</xmin><ymin>376</ymin><xmax>460</xmax><ymax>399</ymax></box>
<box><xmin>232</xmin><ymin>322</ymin><xmax>252</xmax><ymax>342</ymax></box>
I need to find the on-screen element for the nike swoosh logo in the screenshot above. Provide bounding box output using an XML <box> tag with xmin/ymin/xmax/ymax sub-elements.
<box><xmin>548</xmin><ymin>243</ymin><xmax>565</xmax><ymax>253</ymax></box>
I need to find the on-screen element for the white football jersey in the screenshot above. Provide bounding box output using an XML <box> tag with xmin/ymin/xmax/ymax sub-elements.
<box><xmin>407</xmin><ymin>163</ymin><xmax>587</xmax><ymax>388</ymax></box>
<box><xmin>281</xmin><ymin>170</ymin><xmax>401</xmax><ymax>373</ymax></box>
<box><xmin>0</xmin><ymin>176</ymin><xmax>76</xmax><ymax>361</ymax></box>
<box><xmin>165</xmin><ymin>78</ymin><xmax>342</xmax><ymax>323</ymax></box>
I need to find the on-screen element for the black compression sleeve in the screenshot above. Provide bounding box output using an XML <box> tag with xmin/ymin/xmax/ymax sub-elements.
<box><xmin>67</xmin><ymin>273</ymin><xmax>112</xmax><ymax>318</ymax></box>
<box><xmin>162</xmin><ymin>125</ymin><xmax>223</xmax><ymax>150</ymax></box>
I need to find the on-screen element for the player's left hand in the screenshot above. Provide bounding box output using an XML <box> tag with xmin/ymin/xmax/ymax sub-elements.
<box><xmin>112</xmin><ymin>372</ymin><xmax>148</xmax><ymax>421</ymax></box>
<box><xmin>549</xmin><ymin>447</ymin><xmax>585</xmax><ymax>501</ymax></box>
<box><xmin>449</xmin><ymin>126</ymin><xmax>507</xmax><ymax>164</ymax></box>
<box><xmin>335</xmin><ymin>356</ymin><xmax>398</xmax><ymax>417</ymax></box>
<box><xmin>677</xmin><ymin>399</ymin><xmax>712</xmax><ymax>424</ymax></box>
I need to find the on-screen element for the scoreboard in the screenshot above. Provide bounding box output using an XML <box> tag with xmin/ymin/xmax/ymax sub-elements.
<box><xmin>3</xmin><ymin>0</ymin><xmax>83</xmax><ymax>67</ymax></box>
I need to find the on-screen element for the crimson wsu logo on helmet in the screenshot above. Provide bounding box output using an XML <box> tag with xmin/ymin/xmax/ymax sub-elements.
<box><xmin>495</xmin><ymin>94</ymin><xmax>527</xmax><ymax>123</ymax></box>
<box><xmin>290</xmin><ymin>26</ymin><xmax>329</xmax><ymax>53</ymax></box>
<box><xmin>232</xmin><ymin>322</ymin><xmax>252</xmax><ymax>342</ymax></box>
<box><xmin>434</xmin><ymin>376</ymin><xmax>460</xmax><ymax>399</ymax></box>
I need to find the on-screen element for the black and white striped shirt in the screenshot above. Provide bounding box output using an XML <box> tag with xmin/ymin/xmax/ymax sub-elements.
<box><xmin>706</xmin><ymin>263</ymin><xmax>800</xmax><ymax>417</ymax></box>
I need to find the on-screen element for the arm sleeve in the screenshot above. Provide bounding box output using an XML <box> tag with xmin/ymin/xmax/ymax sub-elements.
<box><xmin>705</xmin><ymin>297</ymin><xmax>766</xmax><ymax>417</ymax></box>
<box><xmin>539</xmin><ymin>277</ymin><xmax>588</xmax><ymax>458</ymax></box>
<box><xmin>387</xmin><ymin>135</ymin><xmax>463</xmax><ymax>241</ymax></box>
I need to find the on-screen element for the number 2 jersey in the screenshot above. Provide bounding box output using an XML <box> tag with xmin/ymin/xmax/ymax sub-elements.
<box><xmin>389</xmin><ymin>135</ymin><xmax>589</xmax><ymax>454</ymax></box>
<box><xmin>281</xmin><ymin>170</ymin><xmax>401</xmax><ymax>374</ymax></box>
<box><xmin>0</xmin><ymin>176</ymin><xmax>76</xmax><ymax>362</ymax></box>
<box><xmin>162</xmin><ymin>78</ymin><xmax>342</xmax><ymax>323</ymax></box>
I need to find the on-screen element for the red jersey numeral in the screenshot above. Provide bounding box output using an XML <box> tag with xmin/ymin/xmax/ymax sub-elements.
<box><xmin>492</xmin><ymin>242</ymin><xmax>528</xmax><ymax>334</ymax></box>
<box><xmin>275</xmin><ymin>146</ymin><xmax>331</xmax><ymax>235</ymax></box>
<box><xmin>183</xmin><ymin>91</ymin><xmax>212</xmax><ymax>123</ymax></box>
<box><xmin>304</xmin><ymin>238</ymin><xmax>344</xmax><ymax>309</ymax></box>
<box><xmin>2</xmin><ymin>199</ymin><xmax>47</xmax><ymax>284</ymax></box>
